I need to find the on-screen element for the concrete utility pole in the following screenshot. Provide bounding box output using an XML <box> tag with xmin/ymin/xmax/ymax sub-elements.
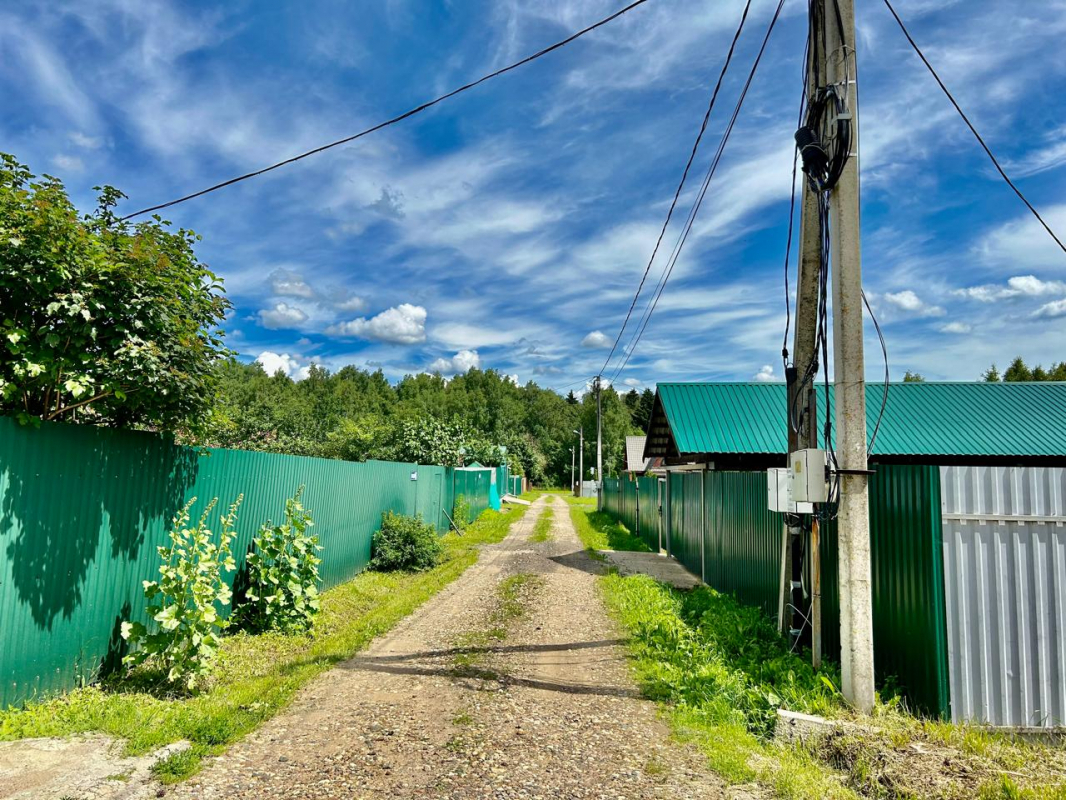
<box><xmin>595</xmin><ymin>375</ymin><xmax>604</xmax><ymax>510</ymax></box>
<box><xmin>570</xmin><ymin>446</ymin><xmax>576</xmax><ymax>495</ymax></box>
<box><xmin>825</xmin><ymin>0</ymin><xmax>875</xmax><ymax>712</ymax></box>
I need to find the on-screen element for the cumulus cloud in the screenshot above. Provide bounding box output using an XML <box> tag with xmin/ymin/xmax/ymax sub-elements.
<box><xmin>269</xmin><ymin>268</ymin><xmax>316</xmax><ymax>299</ymax></box>
<box><xmin>581</xmin><ymin>330</ymin><xmax>610</xmax><ymax>348</ymax></box>
<box><xmin>328</xmin><ymin>303</ymin><xmax>427</xmax><ymax>344</ymax></box>
<box><xmin>956</xmin><ymin>275</ymin><xmax>1066</xmax><ymax>302</ymax></box>
<box><xmin>939</xmin><ymin>321</ymin><xmax>972</xmax><ymax>334</ymax></box>
<box><xmin>256</xmin><ymin>351</ymin><xmax>312</xmax><ymax>380</ymax></box>
<box><xmin>882</xmin><ymin>290</ymin><xmax>945</xmax><ymax>317</ymax></box>
<box><xmin>623</xmin><ymin>378</ymin><xmax>642</xmax><ymax>388</ymax></box>
<box><xmin>258</xmin><ymin>302</ymin><xmax>309</xmax><ymax>330</ymax></box>
<box><xmin>429</xmin><ymin>349</ymin><xmax>481</xmax><ymax>375</ymax></box>
<box><xmin>753</xmin><ymin>365</ymin><xmax>776</xmax><ymax>383</ymax></box>
<box><xmin>1033</xmin><ymin>298</ymin><xmax>1066</xmax><ymax>319</ymax></box>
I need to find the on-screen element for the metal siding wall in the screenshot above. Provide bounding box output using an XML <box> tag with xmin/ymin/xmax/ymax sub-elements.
<box><xmin>0</xmin><ymin>419</ymin><xmax>490</xmax><ymax>708</ymax></box>
<box><xmin>941</xmin><ymin>465</ymin><xmax>1066</xmax><ymax>727</ymax></box>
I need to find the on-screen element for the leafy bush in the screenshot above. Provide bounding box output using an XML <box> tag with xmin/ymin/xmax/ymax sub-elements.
<box><xmin>370</xmin><ymin>511</ymin><xmax>442</xmax><ymax>571</ymax></box>
<box><xmin>452</xmin><ymin>494</ymin><xmax>470</xmax><ymax>531</ymax></box>
<box><xmin>122</xmin><ymin>496</ymin><xmax>242</xmax><ymax>689</ymax></box>
<box><xmin>234</xmin><ymin>487</ymin><xmax>321</xmax><ymax>633</ymax></box>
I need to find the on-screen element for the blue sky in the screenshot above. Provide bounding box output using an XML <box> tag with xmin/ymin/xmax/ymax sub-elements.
<box><xmin>4</xmin><ymin>0</ymin><xmax>1066</xmax><ymax>392</ymax></box>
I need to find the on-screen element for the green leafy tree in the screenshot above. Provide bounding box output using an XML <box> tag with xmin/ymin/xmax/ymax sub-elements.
<box><xmin>983</xmin><ymin>358</ymin><xmax>1066</xmax><ymax>382</ymax></box>
<box><xmin>0</xmin><ymin>154</ymin><xmax>230</xmax><ymax>429</ymax></box>
<box><xmin>122</xmin><ymin>495</ymin><xmax>242</xmax><ymax>689</ymax></box>
<box><xmin>236</xmin><ymin>487</ymin><xmax>321</xmax><ymax>633</ymax></box>
<box><xmin>902</xmin><ymin>371</ymin><xmax>925</xmax><ymax>382</ymax></box>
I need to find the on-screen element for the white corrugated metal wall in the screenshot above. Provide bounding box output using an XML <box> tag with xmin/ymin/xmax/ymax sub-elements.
<box><xmin>941</xmin><ymin>465</ymin><xmax>1066</xmax><ymax>727</ymax></box>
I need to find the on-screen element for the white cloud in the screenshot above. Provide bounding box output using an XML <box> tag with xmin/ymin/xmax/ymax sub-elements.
<box><xmin>623</xmin><ymin>378</ymin><xmax>642</xmax><ymax>388</ymax></box>
<box><xmin>258</xmin><ymin>302</ymin><xmax>309</xmax><ymax>330</ymax></box>
<box><xmin>882</xmin><ymin>290</ymin><xmax>945</xmax><ymax>317</ymax></box>
<box><xmin>69</xmin><ymin>131</ymin><xmax>103</xmax><ymax>149</ymax></box>
<box><xmin>255</xmin><ymin>351</ymin><xmax>312</xmax><ymax>380</ymax></box>
<box><xmin>328</xmin><ymin>303</ymin><xmax>427</xmax><ymax>344</ymax></box>
<box><xmin>429</xmin><ymin>349</ymin><xmax>481</xmax><ymax>375</ymax></box>
<box><xmin>957</xmin><ymin>274</ymin><xmax>1066</xmax><ymax>302</ymax></box>
<box><xmin>504</xmin><ymin>374</ymin><xmax>519</xmax><ymax>386</ymax></box>
<box><xmin>1033</xmin><ymin>298</ymin><xmax>1066</xmax><ymax>320</ymax></box>
<box><xmin>939</xmin><ymin>321</ymin><xmax>972</xmax><ymax>334</ymax></box>
<box><xmin>753</xmin><ymin>364</ymin><xmax>777</xmax><ymax>383</ymax></box>
<box><xmin>51</xmin><ymin>153</ymin><xmax>84</xmax><ymax>172</ymax></box>
<box><xmin>581</xmin><ymin>330</ymin><xmax>610</xmax><ymax>349</ymax></box>
<box><xmin>335</xmin><ymin>295</ymin><xmax>367</xmax><ymax>312</ymax></box>
<box><xmin>269</xmin><ymin>268</ymin><xmax>316</xmax><ymax>299</ymax></box>
<box><xmin>976</xmin><ymin>206</ymin><xmax>1066</xmax><ymax>270</ymax></box>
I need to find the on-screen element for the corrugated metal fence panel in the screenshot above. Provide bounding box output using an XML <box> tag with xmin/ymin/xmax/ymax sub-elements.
<box><xmin>669</xmin><ymin>473</ymin><xmax>703</xmax><ymax>577</ymax></box>
<box><xmin>941</xmin><ymin>465</ymin><xmax>1066</xmax><ymax>727</ymax></box>
<box><xmin>704</xmin><ymin>471</ymin><xmax>784</xmax><ymax>616</ymax></box>
<box><xmin>621</xmin><ymin>479</ymin><xmax>638</xmax><ymax>532</ymax></box>
<box><xmin>820</xmin><ymin>464</ymin><xmax>949</xmax><ymax>718</ymax></box>
<box><xmin>453</xmin><ymin>470</ymin><xmax>490</xmax><ymax>522</ymax></box>
<box><xmin>637</xmin><ymin>476</ymin><xmax>659</xmax><ymax>551</ymax></box>
<box><xmin>603</xmin><ymin>478</ymin><xmax>620</xmax><ymax>516</ymax></box>
<box><xmin>0</xmin><ymin>418</ymin><xmax>490</xmax><ymax>708</ymax></box>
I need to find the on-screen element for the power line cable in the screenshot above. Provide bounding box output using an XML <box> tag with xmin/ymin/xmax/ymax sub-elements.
<box><xmin>120</xmin><ymin>0</ymin><xmax>655</xmax><ymax>221</ymax></box>
<box><xmin>610</xmin><ymin>0</ymin><xmax>788</xmax><ymax>383</ymax></box>
<box><xmin>881</xmin><ymin>0</ymin><xmax>1066</xmax><ymax>255</ymax></box>
<box><xmin>598</xmin><ymin>0</ymin><xmax>754</xmax><ymax>375</ymax></box>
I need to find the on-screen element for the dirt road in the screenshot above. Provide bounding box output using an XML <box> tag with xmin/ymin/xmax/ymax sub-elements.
<box><xmin>172</xmin><ymin>495</ymin><xmax>728</xmax><ymax>799</ymax></box>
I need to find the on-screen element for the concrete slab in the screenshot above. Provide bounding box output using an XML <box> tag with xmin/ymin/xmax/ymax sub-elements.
<box><xmin>597</xmin><ymin>550</ymin><xmax>703</xmax><ymax>590</ymax></box>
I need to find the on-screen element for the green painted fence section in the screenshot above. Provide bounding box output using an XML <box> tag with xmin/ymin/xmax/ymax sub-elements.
<box><xmin>636</xmin><ymin>476</ymin><xmax>660</xmax><ymax>551</ymax></box>
<box><xmin>0</xmin><ymin>418</ymin><xmax>491</xmax><ymax>709</ymax></box>
<box><xmin>453</xmin><ymin>469</ymin><xmax>491</xmax><ymax>520</ymax></box>
<box><xmin>604</xmin><ymin>465</ymin><xmax>950</xmax><ymax>718</ymax></box>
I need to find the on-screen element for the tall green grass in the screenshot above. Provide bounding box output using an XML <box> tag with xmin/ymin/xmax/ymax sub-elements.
<box><xmin>0</xmin><ymin>506</ymin><xmax>530</xmax><ymax>782</ymax></box>
<box><xmin>566</xmin><ymin>502</ymin><xmax>649</xmax><ymax>553</ymax></box>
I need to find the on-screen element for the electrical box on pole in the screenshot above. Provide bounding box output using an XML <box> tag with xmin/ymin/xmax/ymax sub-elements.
<box><xmin>790</xmin><ymin>448</ymin><xmax>828</xmax><ymax>503</ymax></box>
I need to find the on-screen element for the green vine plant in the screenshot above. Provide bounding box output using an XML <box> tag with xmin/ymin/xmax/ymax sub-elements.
<box><xmin>121</xmin><ymin>495</ymin><xmax>242</xmax><ymax>690</ymax></box>
<box><xmin>234</xmin><ymin>487</ymin><xmax>321</xmax><ymax>634</ymax></box>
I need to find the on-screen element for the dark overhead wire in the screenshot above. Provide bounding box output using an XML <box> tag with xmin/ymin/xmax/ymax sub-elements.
<box><xmin>598</xmin><ymin>0</ymin><xmax>754</xmax><ymax>376</ymax></box>
<box><xmin>881</xmin><ymin>0</ymin><xmax>1066</xmax><ymax>256</ymax></box>
<box><xmin>610</xmin><ymin>0</ymin><xmax>788</xmax><ymax>383</ymax></box>
<box><xmin>120</xmin><ymin>0</ymin><xmax>654</xmax><ymax>221</ymax></box>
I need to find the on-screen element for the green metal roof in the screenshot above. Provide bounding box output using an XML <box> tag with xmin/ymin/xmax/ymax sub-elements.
<box><xmin>651</xmin><ymin>381</ymin><xmax>1066</xmax><ymax>459</ymax></box>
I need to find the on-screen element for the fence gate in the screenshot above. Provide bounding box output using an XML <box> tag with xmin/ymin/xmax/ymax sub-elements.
<box><xmin>941</xmin><ymin>465</ymin><xmax>1066</xmax><ymax>727</ymax></box>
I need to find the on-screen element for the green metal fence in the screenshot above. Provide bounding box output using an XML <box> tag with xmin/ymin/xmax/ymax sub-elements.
<box><xmin>0</xmin><ymin>418</ymin><xmax>492</xmax><ymax>709</ymax></box>
<box><xmin>604</xmin><ymin>465</ymin><xmax>949</xmax><ymax>718</ymax></box>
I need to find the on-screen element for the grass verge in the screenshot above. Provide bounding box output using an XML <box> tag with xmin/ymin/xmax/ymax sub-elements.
<box><xmin>601</xmin><ymin>572</ymin><xmax>1066</xmax><ymax>799</ymax></box>
<box><xmin>0</xmin><ymin>505</ymin><xmax>531</xmax><ymax>783</ymax></box>
<box><xmin>531</xmin><ymin>506</ymin><xmax>554</xmax><ymax>542</ymax></box>
<box><xmin>566</xmin><ymin>497</ymin><xmax>649</xmax><ymax>554</ymax></box>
